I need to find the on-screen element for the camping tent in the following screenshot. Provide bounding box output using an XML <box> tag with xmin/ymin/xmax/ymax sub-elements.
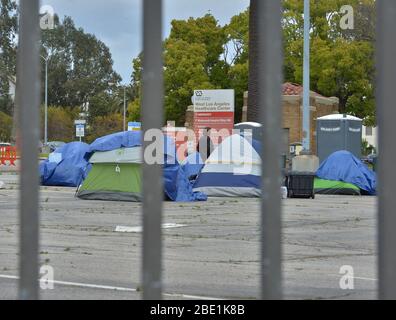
<box><xmin>315</xmin><ymin>150</ymin><xmax>376</xmax><ymax>195</ymax></box>
<box><xmin>314</xmin><ymin>178</ymin><xmax>361</xmax><ymax>195</ymax></box>
<box><xmin>193</xmin><ymin>134</ymin><xmax>261</xmax><ymax>197</ymax></box>
<box><xmin>40</xmin><ymin>142</ymin><xmax>91</xmax><ymax>187</ymax></box>
<box><xmin>181</xmin><ymin>151</ymin><xmax>204</xmax><ymax>180</ymax></box>
<box><xmin>76</xmin><ymin>131</ymin><xmax>206</xmax><ymax>202</ymax></box>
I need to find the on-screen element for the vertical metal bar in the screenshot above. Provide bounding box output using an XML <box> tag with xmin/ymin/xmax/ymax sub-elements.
<box><xmin>377</xmin><ymin>0</ymin><xmax>396</xmax><ymax>300</ymax></box>
<box><xmin>141</xmin><ymin>0</ymin><xmax>163</xmax><ymax>300</ymax></box>
<box><xmin>17</xmin><ymin>0</ymin><xmax>41</xmax><ymax>300</ymax></box>
<box><xmin>302</xmin><ymin>0</ymin><xmax>310</xmax><ymax>151</ymax></box>
<box><xmin>257</xmin><ymin>0</ymin><xmax>283</xmax><ymax>299</ymax></box>
<box><xmin>44</xmin><ymin>59</ymin><xmax>48</xmax><ymax>145</ymax></box>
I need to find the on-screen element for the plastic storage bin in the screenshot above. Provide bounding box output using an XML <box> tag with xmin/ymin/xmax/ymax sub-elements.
<box><xmin>285</xmin><ymin>171</ymin><xmax>315</xmax><ymax>199</ymax></box>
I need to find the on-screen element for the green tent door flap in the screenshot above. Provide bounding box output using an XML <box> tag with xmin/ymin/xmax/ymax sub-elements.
<box><xmin>314</xmin><ymin>178</ymin><xmax>360</xmax><ymax>195</ymax></box>
<box><xmin>77</xmin><ymin>163</ymin><xmax>142</xmax><ymax>201</ymax></box>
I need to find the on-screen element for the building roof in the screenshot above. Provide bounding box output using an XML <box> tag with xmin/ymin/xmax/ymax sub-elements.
<box><xmin>282</xmin><ymin>82</ymin><xmax>324</xmax><ymax>97</ymax></box>
<box><xmin>317</xmin><ymin>114</ymin><xmax>362</xmax><ymax>121</ymax></box>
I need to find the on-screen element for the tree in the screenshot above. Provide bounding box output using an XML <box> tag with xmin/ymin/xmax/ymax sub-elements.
<box><xmin>40</xmin><ymin>16</ymin><xmax>121</xmax><ymax>110</ymax></box>
<box><xmin>0</xmin><ymin>0</ymin><xmax>17</xmax><ymax>115</ymax></box>
<box><xmin>87</xmin><ymin>113</ymin><xmax>123</xmax><ymax>143</ymax></box>
<box><xmin>164</xmin><ymin>38</ymin><xmax>213</xmax><ymax>124</ymax></box>
<box><xmin>169</xmin><ymin>14</ymin><xmax>227</xmax><ymax>85</ymax></box>
<box><xmin>246</xmin><ymin>0</ymin><xmax>259</xmax><ymax>122</ymax></box>
<box><xmin>40</xmin><ymin>106</ymin><xmax>78</xmax><ymax>142</ymax></box>
<box><xmin>0</xmin><ymin>110</ymin><xmax>12</xmax><ymax>141</ymax></box>
<box><xmin>87</xmin><ymin>91</ymin><xmax>121</xmax><ymax>123</ymax></box>
<box><xmin>224</xmin><ymin>9</ymin><xmax>249</xmax><ymax>66</ymax></box>
<box><xmin>127</xmin><ymin>99</ymin><xmax>140</xmax><ymax>122</ymax></box>
<box><xmin>224</xmin><ymin>9</ymin><xmax>249</xmax><ymax>120</ymax></box>
<box><xmin>282</xmin><ymin>0</ymin><xmax>376</xmax><ymax>124</ymax></box>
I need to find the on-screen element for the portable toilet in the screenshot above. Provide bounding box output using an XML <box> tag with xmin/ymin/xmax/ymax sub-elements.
<box><xmin>316</xmin><ymin>114</ymin><xmax>362</xmax><ymax>163</ymax></box>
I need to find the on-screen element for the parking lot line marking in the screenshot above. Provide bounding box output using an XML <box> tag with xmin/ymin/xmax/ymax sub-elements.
<box><xmin>351</xmin><ymin>276</ymin><xmax>377</xmax><ymax>281</ymax></box>
<box><xmin>115</xmin><ymin>223</ymin><xmax>186</xmax><ymax>233</ymax></box>
<box><xmin>330</xmin><ymin>274</ymin><xmax>377</xmax><ymax>281</ymax></box>
<box><xmin>0</xmin><ymin>274</ymin><xmax>222</xmax><ymax>300</ymax></box>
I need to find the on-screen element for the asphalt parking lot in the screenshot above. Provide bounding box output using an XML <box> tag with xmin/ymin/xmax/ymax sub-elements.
<box><xmin>0</xmin><ymin>173</ymin><xmax>377</xmax><ymax>300</ymax></box>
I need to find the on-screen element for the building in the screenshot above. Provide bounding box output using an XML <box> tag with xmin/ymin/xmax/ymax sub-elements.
<box><xmin>362</xmin><ymin>125</ymin><xmax>378</xmax><ymax>152</ymax></box>
<box><xmin>242</xmin><ymin>82</ymin><xmax>339</xmax><ymax>155</ymax></box>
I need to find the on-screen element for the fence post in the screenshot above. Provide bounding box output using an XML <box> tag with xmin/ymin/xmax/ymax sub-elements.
<box><xmin>17</xmin><ymin>0</ymin><xmax>41</xmax><ymax>300</ymax></box>
<box><xmin>141</xmin><ymin>0</ymin><xmax>164</xmax><ymax>300</ymax></box>
<box><xmin>256</xmin><ymin>0</ymin><xmax>283</xmax><ymax>299</ymax></box>
<box><xmin>377</xmin><ymin>0</ymin><xmax>396</xmax><ymax>300</ymax></box>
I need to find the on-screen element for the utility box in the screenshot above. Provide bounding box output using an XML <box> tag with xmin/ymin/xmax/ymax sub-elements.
<box><xmin>316</xmin><ymin>114</ymin><xmax>362</xmax><ymax>163</ymax></box>
<box><xmin>292</xmin><ymin>154</ymin><xmax>319</xmax><ymax>173</ymax></box>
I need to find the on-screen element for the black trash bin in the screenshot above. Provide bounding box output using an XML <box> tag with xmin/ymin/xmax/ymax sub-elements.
<box><xmin>286</xmin><ymin>171</ymin><xmax>315</xmax><ymax>199</ymax></box>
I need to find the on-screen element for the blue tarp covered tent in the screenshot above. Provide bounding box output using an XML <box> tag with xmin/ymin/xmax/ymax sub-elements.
<box><xmin>84</xmin><ymin>131</ymin><xmax>206</xmax><ymax>202</ymax></box>
<box><xmin>181</xmin><ymin>151</ymin><xmax>204</xmax><ymax>180</ymax></box>
<box><xmin>40</xmin><ymin>142</ymin><xmax>91</xmax><ymax>187</ymax></box>
<box><xmin>316</xmin><ymin>150</ymin><xmax>377</xmax><ymax>195</ymax></box>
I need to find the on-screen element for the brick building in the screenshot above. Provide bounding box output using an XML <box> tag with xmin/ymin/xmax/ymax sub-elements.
<box><xmin>242</xmin><ymin>82</ymin><xmax>339</xmax><ymax>155</ymax></box>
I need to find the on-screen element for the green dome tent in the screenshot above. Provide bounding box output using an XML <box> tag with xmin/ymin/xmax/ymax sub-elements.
<box><xmin>76</xmin><ymin>131</ymin><xmax>207</xmax><ymax>202</ymax></box>
<box><xmin>77</xmin><ymin>147</ymin><xmax>143</xmax><ymax>201</ymax></box>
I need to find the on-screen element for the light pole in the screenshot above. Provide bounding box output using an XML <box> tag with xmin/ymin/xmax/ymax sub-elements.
<box><xmin>302</xmin><ymin>0</ymin><xmax>310</xmax><ymax>152</ymax></box>
<box><xmin>109</xmin><ymin>83</ymin><xmax>127</xmax><ymax>131</ymax></box>
<box><xmin>123</xmin><ymin>86</ymin><xmax>126</xmax><ymax>131</ymax></box>
<box><xmin>40</xmin><ymin>55</ymin><xmax>49</xmax><ymax>145</ymax></box>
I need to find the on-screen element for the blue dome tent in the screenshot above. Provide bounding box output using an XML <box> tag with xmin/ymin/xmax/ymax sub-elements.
<box><xmin>315</xmin><ymin>150</ymin><xmax>377</xmax><ymax>195</ymax></box>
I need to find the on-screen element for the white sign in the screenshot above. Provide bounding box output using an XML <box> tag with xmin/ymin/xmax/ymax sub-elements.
<box><xmin>76</xmin><ymin>124</ymin><xmax>85</xmax><ymax>137</ymax></box>
<box><xmin>74</xmin><ymin>120</ymin><xmax>86</xmax><ymax>125</ymax></box>
<box><xmin>192</xmin><ymin>89</ymin><xmax>234</xmax><ymax>112</ymax></box>
<box><xmin>128</xmin><ymin>121</ymin><xmax>141</xmax><ymax>131</ymax></box>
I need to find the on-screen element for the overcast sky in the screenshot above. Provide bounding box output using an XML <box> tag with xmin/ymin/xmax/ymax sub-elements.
<box><xmin>42</xmin><ymin>0</ymin><xmax>249</xmax><ymax>84</ymax></box>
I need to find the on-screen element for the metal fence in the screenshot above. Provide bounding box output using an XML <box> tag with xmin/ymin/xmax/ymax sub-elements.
<box><xmin>15</xmin><ymin>0</ymin><xmax>395</xmax><ymax>300</ymax></box>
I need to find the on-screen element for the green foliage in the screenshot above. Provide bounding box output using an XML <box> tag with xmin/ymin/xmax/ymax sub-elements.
<box><xmin>362</xmin><ymin>139</ymin><xmax>376</xmax><ymax>156</ymax></box>
<box><xmin>40</xmin><ymin>106</ymin><xmax>78</xmax><ymax>142</ymax></box>
<box><xmin>224</xmin><ymin>9</ymin><xmax>249</xmax><ymax>65</ymax></box>
<box><xmin>131</xmin><ymin>14</ymin><xmax>241</xmax><ymax>125</ymax></box>
<box><xmin>0</xmin><ymin>110</ymin><xmax>13</xmax><ymax>142</ymax></box>
<box><xmin>169</xmin><ymin>14</ymin><xmax>227</xmax><ymax>77</ymax></box>
<box><xmin>0</xmin><ymin>0</ymin><xmax>17</xmax><ymax>115</ymax></box>
<box><xmin>40</xmin><ymin>15</ymin><xmax>121</xmax><ymax>111</ymax></box>
<box><xmin>229</xmin><ymin>61</ymin><xmax>248</xmax><ymax>121</ymax></box>
<box><xmin>87</xmin><ymin>92</ymin><xmax>121</xmax><ymax>122</ymax></box>
<box><xmin>164</xmin><ymin>38</ymin><xmax>213</xmax><ymax>124</ymax></box>
<box><xmin>282</xmin><ymin>0</ymin><xmax>376</xmax><ymax>124</ymax></box>
<box><xmin>127</xmin><ymin>100</ymin><xmax>140</xmax><ymax>122</ymax></box>
<box><xmin>87</xmin><ymin>113</ymin><xmax>123</xmax><ymax>143</ymax></box>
